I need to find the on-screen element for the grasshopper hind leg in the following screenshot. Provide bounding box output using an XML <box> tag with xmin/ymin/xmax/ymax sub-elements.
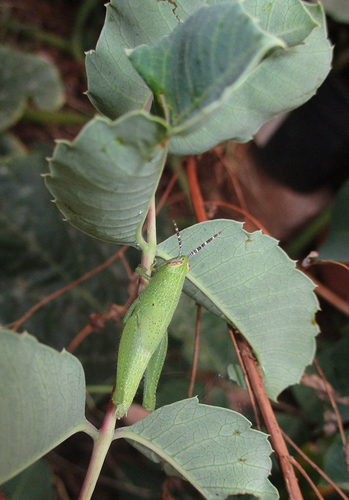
<box><xmin>143</xmin><ymin>332</ymin><xmax>168</xmax><ymax>411</ymax></box>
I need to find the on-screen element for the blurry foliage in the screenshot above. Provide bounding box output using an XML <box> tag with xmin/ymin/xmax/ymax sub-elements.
<box><xmin>1</xmin><ymin>460</ymin><xmax>54</xmax><ymax>500</ymax></box>
<box><xmin>0</xmin><ymin>0</ymin><xmax>349</xmax><ymax>499</ymax></box>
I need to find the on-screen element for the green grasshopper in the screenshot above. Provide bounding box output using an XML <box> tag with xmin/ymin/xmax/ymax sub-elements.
<box><xmin>112</xmin><ymin>222</ymin><xmax>221</xmax><ymax>418</ymax></box>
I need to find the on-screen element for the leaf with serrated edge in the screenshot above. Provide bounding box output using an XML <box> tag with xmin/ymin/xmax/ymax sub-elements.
<box><xmin>86</xmin><ymin>0</ymin><xmax>204</xmax><ymax>119</ymax></box>
<box><xmin>0</xmin><ymin>329</ymin><xmax>92</xmax><ymax>485</ymax></box>
<box><xmin>45</xmin><ymin>112</ymin><xmax>169</xmax><ymax>246</ymax></box>
<box><xmin>116</xmin><ymin>398</ymin><xmax>278</xmax><ymax>500</ymax></box>
<box><xmin>157</xmin><ymin>220</ymin><xmax>319</xmax><ymax>400</ymax></box>
<box><xmin>86</xmin><ymin>0</ymin><xmax>331</xmax><ymax>155</ymax></box>
<box><xmin>128</xmin><ymin>2</ymin><xmax>285</xmax><ymax>134</ymax></box>
<box><xmin>170</xmin><ymin>1</ymin><xmax>332</xmax><ymax>154</ymax></box>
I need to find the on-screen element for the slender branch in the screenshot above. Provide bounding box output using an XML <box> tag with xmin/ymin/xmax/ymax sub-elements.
<box><xmin>188</xmin><ymin>305</ymin><xmax>201</xmax><ymax>398</ymax></box>
<box><xmin>156</xmin><ymin>161</ymin><xmax>184</xmax><ymax>215</ymax></box>
<box><xmin>213</xmin><ymin>146</ymin><xmax>248</xmax><ymax>213</ymax></box>
<box><xmin>9</xmin><ymin>246</ymin><xmax>128</xmax><ymax>331</ymax></box>
<box><xmin>71</xmin><ymin>0</ymin><xmax>101</xmax><ymax>62</ymax></box>
<box><xmin>282</xmin><ymin>431</ymin><xmax>349</xmax><ymax>500</ymax></box>
<box><xmin>187</xmin><ymin>155</ymin><xmax>303</xmax><ymax>499</ymax></box>
<box><xmin>186</xmin><ymin>156</ymin><xmax>207</xmax><ymax>223</ymax></box>
<box><xmin>306</xmin><ymin>274</ymin><xmax>349</xmax><ymax>317</ymax></box>
<box><xmin>78</xmin><ymin>400</ymin><xmax>117</xmax><ymax>500</ymax></box>
<box><xmin>305</xmin><ymin>260</ymin><xmax>349</xmax><ymax>273</ymax></box>
<box><xmin>67</xmin><ymin>324</ymin><xmax>94</xmax><ymax>353</ymax></box>
<box><xmin>167</xmin><ymin>155</ymin><xmax>191</xmax><ymax>206</ymax></box>
<box><xmin>313</xmin><ymin>359</ymin><xmax>347</xmax><ymax>446</ymax></box>
<box><xmin>234</xmin><ymin>332</ymin><xmax>304</xmax><ymax>500</ymax></box>
<box><xmin>228</xmin><ymin>326</ymin><xmax>261</xmax><ymax>430</ymax></box>
<box><xmin>22</xmin><ymin>108</ymin><xmax>90</xmax><ymax>126</ymax></box>
<box><xmin>289</xmin><ymin>457</ymin><xmax>324</xmax><ymax>500</ymax></box>
<box><xmin>285</xmin><ymin>208</ymin><xmax>332</xmax><ymax>259</ymax></box>
<box><xmin>3</xmin><ymin>20</ymin><xmax>72</xmax><ymax>53</ymax></box>
<box><xmin>204</xmin><ymin>200</ymin><xmax>269</xmax><ymax>234</ymax></box>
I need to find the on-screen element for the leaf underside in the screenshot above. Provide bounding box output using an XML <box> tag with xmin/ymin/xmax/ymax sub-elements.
<box><xmin>86</xmin><ymin>0</ymin><xmax>331</xmax><ymax>155</ymax></box>
<box><xmin>157</xmin><ymin>220</ymin><xmax>319</xmax><ymax>400</ymax></box>
<box><xmin>45</xmin><ymin>112</ymin><xmax>169</xmax><ymax>246</ymax></box>
<box><xmin>0</xmin><ymin>329</ymin><xmax>89</xmax><ymax>485</ymax></box>
<box><xmin>118</xmin><ymin>398</ymin><xmax>278</xmax><ymax>500</ymax></box>
<box><xmin>128</xmin><ymin>1</ymin><xmax>285</xmax><ymax>134</ymax></box>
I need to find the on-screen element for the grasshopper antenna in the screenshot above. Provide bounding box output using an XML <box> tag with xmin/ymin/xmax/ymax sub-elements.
<box><xmin>188</xmin><ymin>231</ymin><xmax>222</xmax><ymax>259</ymax></box>
<box><xmin>173</xmin><ymin>220</ymin><xmax>183</xmax><ymax>257</ymax></box>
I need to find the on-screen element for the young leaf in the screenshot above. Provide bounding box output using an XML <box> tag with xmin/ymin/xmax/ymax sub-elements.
<box><xmin>169</xmin><ymin>1</ymin><xmax>332</xmax><ymax>154</ymax></box>
<box><xmin>127</xmin><ymin>2</ymin><xmax>285</xmax><ymax>134</ymax></box>
<box><xmin>0</xmin><ymin>329</ymin><xmax>92</xmax><ymax>485</ymax></box>
<box><xmin>45</xmin><ymin>112</ymin><xmax>169</xmax><ymax>246</ymax></box>
<box><xmin>0</xmin><ymin>46</ymin><xmax>64</xmax><ymax>132</ymax></box>
<box><xmin>157</xmin><ymin>220</ymin><xmax>319</xmax><ymax>400</ymax></box>
<box><xmin>116</xmin><ymin>398</ymin><xmax>278</xmax><ymax>500</ymax></box>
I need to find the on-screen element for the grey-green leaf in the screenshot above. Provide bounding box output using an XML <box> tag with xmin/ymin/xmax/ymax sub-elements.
<box><xmin>0</xmin><ymin>46</ymin><xmax>65</xmax><ymax>132</ymax></box>
<box><xmin>157</xmin><ymin>220</ymin><xmax>319</xmax><ymax>400</ymax></box>
<box><xmin>169</xmin><ymin>1</ymin><xmax>332</xmax><ymax>154</ymax></box>
<box><xmin>85</xmin><ymin>0</ymin><xmax>331</xmax><ymax>155</ymax></box>
<box><xmin>0</xmin><ymin>329</ymin><xmax>91</xmax><ymax>485</ymax></box>
<box><xmin>116</xmin><ymin>398</ymin><xmax>278</xmax><ymax>500</ymax></box>
<box><xmin>45</xmin><ymin>112</ymin><xmax>169</xmax><ymax>246</ymax></box>
<box><xmin>320</xmin><ymin>0</ymin><xmax>349</xmax><ymax>23</ymax></box>
<box><xmin>85</xmin><ymin>0</ymin><xmax>202</xmax><ymax>118</ymax></box>
<box><xmin>128</xmin><ymin>2</ymin><xmax>285</xmax><ymax>133</ymax></box>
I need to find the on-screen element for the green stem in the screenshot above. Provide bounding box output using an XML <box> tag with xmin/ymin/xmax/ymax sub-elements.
<box><xmin>285</xmin><ymin>207</ymin><xmax>332</xmax><ymax>259</ymax></box>
<box><xmin>167</xmin><ymin>154</ymin><xmax>192</xmax><ymax>208</ymax></box>
<box><xmin>22</xmin><ymin>108</ymin><xmax>91</xmax><ymax>127</ymax></box>
<box><xmin>3</xmin><ymin>20</ymin><xmax>72</xmax><ymax>54</ymax></box>
<box><xmin>71</xmin><ymin>0</ymin><xmax>102</xmax><ymax>62</ymax></box>
<box><xmin>78</xmin><ymin>400</ymin><xmax>117</xmax><ymax>500</ymax></box>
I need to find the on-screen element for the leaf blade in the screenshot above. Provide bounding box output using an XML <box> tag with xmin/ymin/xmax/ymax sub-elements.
<box><xmin>117</xmin><ymin>398</ymin><xmax>278</xmax><ymax>500</ymax></box>
<box><xmin>169</xmin><ymin>1</ymin><xmax>332</xmax><ymax>154</ymax></box>
<box><xmin>0</xmin><ymin>329</ymin><xmax>91</xmax><ymax>485</ymax></box>
<box><xmin>157</xmin><ymin>220</ymin><xmax>319</xmax><ymax>400</ymax></box>
<box><xmin>45</xmin><ymin>112</ymin><xmax>169</xmax><ymax>246</ymax></box>
<box><xmin>85</xmin><ymin>0</ymin><xmax>331</xmax><ymax>155</ymax></box>
<box><xmin>128</xmin><ymin>2</ymin><xmax>285</xmax><ymax>133</ymax></box>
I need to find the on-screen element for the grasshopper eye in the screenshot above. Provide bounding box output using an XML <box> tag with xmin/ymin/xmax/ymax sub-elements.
<box><xmin>167</xmin><ymin>258</ymin><xmax>185</xmax><ymax>268</ymax></box>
